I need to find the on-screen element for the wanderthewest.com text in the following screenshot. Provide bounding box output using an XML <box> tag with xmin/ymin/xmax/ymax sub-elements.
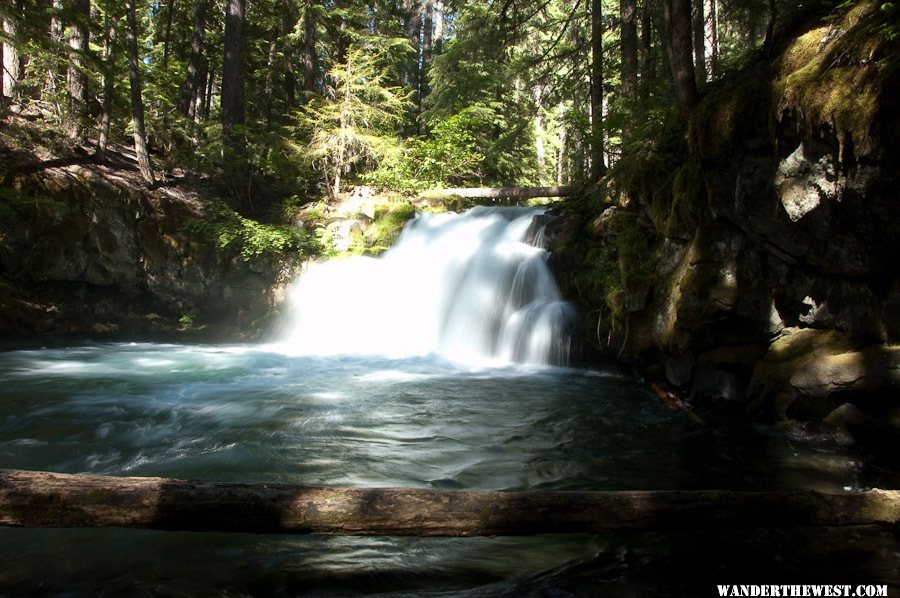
<box><xmin>717</xmin><ymin>585</ymin><xmax>888</xmax><ymax>597</ymax></box>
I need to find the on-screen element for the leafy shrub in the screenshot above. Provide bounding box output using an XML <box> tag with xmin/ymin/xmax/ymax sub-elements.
<box><xmin>185</xmin><ymin>201</ymin><xmax>320</xmax><ymax>261</ymax></box>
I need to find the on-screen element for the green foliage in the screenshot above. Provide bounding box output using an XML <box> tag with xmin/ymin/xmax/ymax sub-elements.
<box><xmin>293</xmin><ymin>37</ymin><xmax>413</xmax><ymax>195</ymax></box>
<box><xmin>874</xmin><ymin>2</ymin><xmax>899</xmax><ymax>41</ymax></box>
<box><xmin>185</xmin><ymin>201</ymin><xmax>320</xmax><ymax>261</ymax></box>
<box><xmin>365</xmin><ymin>107</ymin><xmax>488</xmax><ymax>189</ymax></box>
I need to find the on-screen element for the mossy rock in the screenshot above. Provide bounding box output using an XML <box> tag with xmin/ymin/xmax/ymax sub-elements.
<box><xmin>748</xmin><ymin>327</ymin><xmax>900</xmax><ymax>420</ymax></box>
<box><xmin>688</xmin><ymin>68</ymin><xmax>774</xmax><ymax>161</ymax></box>
<box><xmin>772</xmin><ymin>0</ymin><xmax>898</xmax><ymax>159</ymax></box>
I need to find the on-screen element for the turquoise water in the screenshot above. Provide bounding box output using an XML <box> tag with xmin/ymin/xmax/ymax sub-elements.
<box><xmin>1</xmin><ymin>342</ymin><xmax>897</xmax><ymax>595</ymax></box>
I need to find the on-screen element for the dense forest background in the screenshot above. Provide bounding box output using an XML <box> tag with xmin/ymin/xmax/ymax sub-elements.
<box><xmin>0</xmin><ymin>0</ymin><xmax>837</xmax><ymax>214</ymax></box>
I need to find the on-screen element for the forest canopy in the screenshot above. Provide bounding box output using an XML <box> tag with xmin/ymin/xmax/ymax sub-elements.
<box><xmin>2</xmin><ymin>0</ymin><xmax>887</xmax><ymax>214</ymax></box>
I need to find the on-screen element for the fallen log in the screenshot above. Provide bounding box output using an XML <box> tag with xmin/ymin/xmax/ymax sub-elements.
<box><xmin>424</xmin><ymin>186</ymin><xmax>577</xmax><ymax>200</ymax></box>
<box><xmin>1</xmin><ymin>470</ymin><xmax>898</xmax><ymax>536</ymax></box>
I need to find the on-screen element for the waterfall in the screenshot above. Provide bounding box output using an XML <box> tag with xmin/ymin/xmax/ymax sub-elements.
<box><xmin>278</xmin><ymin>206</ymin><xmax>579</xmax><ymax>366</ymax></box>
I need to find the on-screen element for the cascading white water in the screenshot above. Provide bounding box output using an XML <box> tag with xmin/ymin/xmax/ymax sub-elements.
<box><xmin>277</xmin><ymin>206</ymin><xmax>579</xmax><ymax>366</ymax></box>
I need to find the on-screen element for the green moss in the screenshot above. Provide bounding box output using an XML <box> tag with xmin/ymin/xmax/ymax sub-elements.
<box><xmin>416</xmin><ymin>192</ymin><xmax>476</xmax><ymax>213</ymax></box>
<box><xmin>668</xmin><ymin>162</ymin><xmax>706</xmax><ymax>234</ymax></box>
<box><xmin>611</xmin><ymin>120</ymin><xmax>687</xmax><ymax>209</ymax></box>
<box><xmin>553</xmin><ymin>204</ymin><xmax>660</xmax><ymax>350</ymax></box>
<box><xmin>364</xmin><ymin>201</ymin><xmax>416</xmax><ymax>255</ymax></box>
<box><xmin>688</xmin><ymin>69</ymin><xmax>773</xmax><ymax>160</ymax></box>
<box><xmin>773</xmin><ymin>0</ymin><xmax>897</xmax><ymax>156</ymax></box>
<box><xmin>615</xmin><ymin>213</ymin><xmax>659</xmax><ymax>294</ymax></box>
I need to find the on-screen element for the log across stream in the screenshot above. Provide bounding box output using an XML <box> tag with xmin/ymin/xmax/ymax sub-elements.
<box><xmin>2</xmin><ymin>470</ymin><xmax>898</xmax><ymax>536</ymax></box>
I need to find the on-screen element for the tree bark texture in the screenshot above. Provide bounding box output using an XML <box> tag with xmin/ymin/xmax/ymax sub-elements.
<box><xmin>639</xmin><ymin>0</ymin><xmax>654</xmax><ymax>106</ymax></box>
<box><xmin>763</xmin><ymin>0</ymin><xmax>776</xmax><ymax>51</ymax></box>
<box><xmin>666</xmin><ymin>0</ymin><xmax>697</xmax><ymax>120</ymax></box>
<box><xmin>620</xmin><ymin>0</ymin><xmax>638</xmax><ymax>142</ymax></box>
<box><xmin>281</xmin><ymin>0</ymin><xmax>297</xmax><ymax>111</ymax></box>
<box><xmin>221</xmin><ymin>0</ymin><xmax>248</xmax><ymax>202</ymax></box>
<box><xmin>66</xmin><ymin>0</ymin><xmax>90</xmax><ymax>128</ymax></box>
<box><xmin>2</xmin><ymin>471</ymin><xmax>899</xmax><ymax>536</ymax></box>
<box><xmin>98</xmin><ymin>10</ymin><xmax>119</xmax><ymax>154</ymax></box>
<box><xmin>125</xmin><ymin>0</ymin><xmax>155</xmax><ymax>185</ymax></box>
<box><xmin>2</xmin><ymin>8</ymin><xmax>20</xmax><ymax>98</ymax></box>
<box><xmin>692</xmin><ymin>0</ymin><xmax>705</xmax><ymax>83</ymax></box>
<box><xmin>180</xmin><ymin>0</ymin><xmax>208</xmax><ymax>119</ymax></box>
<box><xmin>221</xmin><ymin>0</ymin><xmax>247</xmax><ymax>156</ymax></box>
<box><xmin>300</xmin><ymin>0</ymin><xmax>317</xmax><ymax>96</ymax></box>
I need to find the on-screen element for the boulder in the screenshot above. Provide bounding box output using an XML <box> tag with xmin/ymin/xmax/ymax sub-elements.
<box><xmin>748</xmin><ymin>328</ymin><xmax>900</xmax><ymax>420</ymax></box>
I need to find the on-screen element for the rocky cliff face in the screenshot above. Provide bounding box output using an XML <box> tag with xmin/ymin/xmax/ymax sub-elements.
<box><xmin>0</xmin><ymin>161</ymin><xmax>300</xmax><ymax>340</ymax></box>
<box><xmin>549</xmin><ymin>1</ymin><xmax>900</xmax><ymax>422</ymax></box>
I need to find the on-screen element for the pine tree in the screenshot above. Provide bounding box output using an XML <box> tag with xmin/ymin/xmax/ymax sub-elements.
<box><xmin>295</xmin><ymin>38</ymin><xmax>412</xmax><ymax>195</ymax></box>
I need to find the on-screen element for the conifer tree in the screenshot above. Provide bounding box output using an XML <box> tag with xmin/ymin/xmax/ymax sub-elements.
<box><xmin>295</xmin><ymin>38</ymin><xmax>412</xmax><ymax>195</ymax></box>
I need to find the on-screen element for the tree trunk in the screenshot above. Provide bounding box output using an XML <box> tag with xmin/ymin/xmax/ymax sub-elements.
<box><xmin>557</xmin><ymin>105</ymin><xmax>567</xmax><ymax>185</ymax></box>
<box><xmin>2</xmin><ymin>8</ymin><xmax>20</xmax><ymax>99</ymax></box>
<box><xmin>333</xmin><ymin>62</ymin><xmax>352</xmax><ymax>196</ymax></box>
<box><xmin>639</xmin><ymin>0</ymin><xmax>654</xmax><ymax>108</ymax></box>
<box><xmin>98</xmin><ymin>7</ymin><xmax>118</xmax><ymax>155</ymax></box>
<box><xmin>432</xmin><ymin>0</ymin><xmax>444</xmax><ymax>54</ymax></box>
<box><xmin>763</xmin><ymin>0</ymin><xmax>776</xmax><ymax>51</ymax></box>
<box><xmin>3</xmin><ymin>471</ymin><xmax>899</xmax><ymax>536</ymax></box>
<box><xmin>404</xmin><ymin>0</ymin><xmax>422</xmax><ymax>92</ymax></box>
<box><xmin>222</xmin><ymin>0</ymin><xmax>247</xmax><ymax>135</ymax></box>
<box><xmin>692</xmin><ymin>0</ymin><xmax>704</xmax><ymax>84</ymax></box>
<box><xmin>589</xmin><ymin>0</ymin><xmax>605</xmax><ymax>182</ymax></box>
<box><xmin>160</xmin><ymin>0</ymin><xmax>175</xmax><ymax>67</ymax></box>
<box><xmin>418</xmin><ymin>0</ymin><xmax>433</xmax><ymax>124</ymax></box>
<box><xmin>203</xmin><ymin>68</ymin><xmax>214</xmax><ymax>120</ymax></box>
<box><xmin>658</xmin><ymin>0</ymin><xmax>673</xmax><ymax>93</ymax></box>
<box><xmin>221</xmin><ymin>0</ymin><xmax>248</xmax><ymax>200</ymax></box>
<box><xmin>263</xmin><ymin>34</ymin><xmax>278</xmax><ymax>130</ymax></box>
<box><xmin>179</xmin><ymin>0</ymin><xmax>208</xmax><ymax>119</ymax></box>
<box><xmin>533</xmin><ymin>87</ymin><xmax>546</xmax><ymax>184</ymax></box>
<box><xmin>44</xmin><ymin>0</ymin><xmax>64</xmax><ymax>116</ymax></box>
<box><xmin>300</xmin><ymin>0</ymin><xmax>317</xmax><ymax>97</ymax></box>
<box><xmin>66</xmin><ymin>0</ymin><xmax>90</xmax><ymax>134</ymax></box>
<box><xmin>705</xmin><ymin>0</ymin><xmax>718</xmax><ymax>78</ymax></box>
<box><xmin>665</xmin><ymin>0</ymin><xmax>697</xmax><ymax>121</ymax></box>
<box><xmin>620</xmin><ymin>0</ymin><xmax>638</xmax><ymax>143</ymax></box>
<box><xmin>281</xmin><ymin>0</ymin><xmax>297</xmax><ymax>112</ymax></box>
<box><xmin>125</xmin><ymin>0</ymin><xmax>155</xmax><ymax>185</ymax></box>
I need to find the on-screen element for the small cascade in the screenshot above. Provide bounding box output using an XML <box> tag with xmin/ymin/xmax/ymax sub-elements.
<box><xmin>278</xmin><ymin>206</ymin><xmax>579</xmax><ymax>366</ymax></box>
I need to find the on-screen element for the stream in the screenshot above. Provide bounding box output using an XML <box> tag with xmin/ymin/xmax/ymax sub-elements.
<box><xmin>1</xmin><ymin>206</ymin><xmax>897</xmax><ymax>595</ymax></box>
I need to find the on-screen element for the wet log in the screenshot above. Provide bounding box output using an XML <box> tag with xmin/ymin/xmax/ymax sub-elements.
<box><xmin>425</xmin><ymin>186</ymin><xmax>577</xmax><ymax>199</ymax></box>
<box><xmin>1</xmin><ymin>470</ymin><xmax>898</xmax><ymax>536</ymax></box>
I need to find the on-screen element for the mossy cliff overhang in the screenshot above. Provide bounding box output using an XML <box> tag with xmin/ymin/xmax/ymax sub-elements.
<box><xmin>689</xmin><ymin>0</ymin><xmax>899</xmax><ymax>163</ymax></box>
<box><xmin>772</xmin><ymin>1</ymin><xmax>897</xmax><ymax>161</ymax></box>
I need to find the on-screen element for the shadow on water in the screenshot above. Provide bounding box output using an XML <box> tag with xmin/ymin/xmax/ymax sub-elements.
<box><xmin>1</xmin><ymin>343</ymin><xmax>899</xmax><ymax>594</ymax></box>
<box><xmin>0</xmin><ymin>525</ymin><xmax>897</xmax><ymax>596</ymax></box>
